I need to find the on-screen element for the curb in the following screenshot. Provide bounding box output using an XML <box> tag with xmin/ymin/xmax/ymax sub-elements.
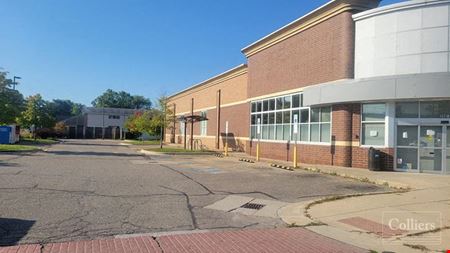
<box><xmin>299</xmin><ymin>166</ymin><xmax>410</xmax><ymax>190</ymax></box>
<box><xmin>139</xmin><ymin>149</ymin><xmax>219</xmax><ymax>156</ymax></box>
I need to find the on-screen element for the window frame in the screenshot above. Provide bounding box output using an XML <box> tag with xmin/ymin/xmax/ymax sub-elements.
<box><xmin>250</xmin><ymin>93</ymin><xmax>331</xmax><ymax>144</ymax></box>
<box><xmin>361</xmin><ymin>103</ymin><xmax>386</xmax><ymax>147</ymax></box>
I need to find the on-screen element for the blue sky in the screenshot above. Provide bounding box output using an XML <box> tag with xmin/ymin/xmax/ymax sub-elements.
<box><xmin>0</xmin><ymin>0</ymin><xmax>403</xmax><ymax>106</ymax></box>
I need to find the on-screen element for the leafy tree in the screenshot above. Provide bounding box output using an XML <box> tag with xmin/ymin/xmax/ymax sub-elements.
<box><xmin>134</xmin><ymin>111</ymin><xmax>155</xmax><ymax>136</ymax></box>
<box><xmin>71</xmin><ymin>103</ymin><xmax>85</xmax><ymax>116</ymax></box>
<box><xmin>124</xmin><ymin>111</ymin><xmax>142</xmax><ymax>134</ymax></box>
<box><xmin>18</xmin><ymin>94</ymin><xmax>56</xmax><ymax>134</ymax></box>
<box><xmin>150</xmin><ymin>96</ymin><xmax>175</xmax><ymax>148</ymax></box>
<box><xmin>53</xmin><ymin>121</ymin><xmax>67</xmax><ymax>137</ymax></box>
<box><xmin>49</xmin><ymin>99</ymin><xmax>85</xmax><ymax>120</ymax></box>
<box><xmin>0</xmin><ymin>71</ymin><xmax>25</xmax><ymax>124</ymax></box>
<box><xmin>92</xmin><ymin>89</ymin><xmax>151</xmax><ymax>109</ymax></box>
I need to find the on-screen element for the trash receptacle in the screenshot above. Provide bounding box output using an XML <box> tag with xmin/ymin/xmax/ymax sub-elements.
<box><xmin>368</xmin><ymin>147</ymin><xmax>382</xmax><ymax>171</ymax></box>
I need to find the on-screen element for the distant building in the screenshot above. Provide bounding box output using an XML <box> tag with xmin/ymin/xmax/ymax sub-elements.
<box><xmin>62</xmin><ymin>107</ymin><xmax>139</xmax><ymax>139</ymax></box>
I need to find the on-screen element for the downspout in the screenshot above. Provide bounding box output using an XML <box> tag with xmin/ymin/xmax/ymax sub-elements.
<box><xmin>216</xmin><ymin>89</ymin><xmax>221</xmax><ymax>149</ymax></box>
<box><xmin>190</xmin><ymin>98</ymin><xmax>194</xmax><ymax>150</ymax></box>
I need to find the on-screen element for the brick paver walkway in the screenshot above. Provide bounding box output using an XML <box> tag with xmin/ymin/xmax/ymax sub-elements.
<box><xmin>0</xmin><ymin>228</ymin><xmax>367</xmax><ymax>253</ymax></box>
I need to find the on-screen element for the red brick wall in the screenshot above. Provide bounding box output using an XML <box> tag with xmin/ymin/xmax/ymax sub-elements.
<box><xmin>351</xmin><ymin>147</ymin><xmax>394</xmax><ymax>170</ymax></box>
<box><xmin>331</xmin><ymin>104</ymin><xmax>353</xmax><ymax>167</ymax></box>
<box><xmin>246</xmin><ymin>141</ymin><xmax>334</xmax><ymax>166</ymax></box>
<box><xmin>247</xmin><ymin>12</ymin><xmax>355</xmax><ymax>98</ymax></box>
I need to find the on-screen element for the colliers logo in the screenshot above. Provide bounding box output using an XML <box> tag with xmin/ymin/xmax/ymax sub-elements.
<box><xmin>388</xmin><ymin>218</ymin><xmax>436</xmax><ymax>231</ymax></box>
<box><xmin>382</xmin><ymin>211</ymin><xmax>442</xmax><ymax>246</ymax></box>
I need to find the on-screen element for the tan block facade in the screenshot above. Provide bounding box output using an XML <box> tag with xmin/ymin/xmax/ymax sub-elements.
<box><xmin>167</xmin><ymin>65</ymin><xmax>249</xmax><ymax>151</ymax></box>
<box><xmin>170</xmin><ymin>65</ymin><xmax>248</xmax><ymax>115</ymax></box>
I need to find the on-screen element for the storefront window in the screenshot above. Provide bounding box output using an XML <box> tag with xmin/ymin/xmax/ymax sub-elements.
<box><xmin>420</xmin><ymin>101</ymin><xmax>450</xmax><ymax>118</ymax></box>
<box><xmin>250</xmin><ymin>93</ymin><xmax>330</xmax><ymax>143</ymax></box>
<box><xmin>396</xmin><ymin>102</ymin><xmax>418</xmax><ymax>118</ymax></box>
<box><xmin>362</xmin><ymin>103</ymin><xmax>385</xmax><ymax>146</ymax></box>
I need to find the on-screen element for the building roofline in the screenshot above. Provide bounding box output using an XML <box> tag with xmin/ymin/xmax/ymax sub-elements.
<box><xmin>241</xmin><ymin>0</ymin><xmax>380</xmax><ymax>57</ymax></box>
<box><xmin>168</xmin><ymin>64</ymin><xmax>248</xmax><ymax>99</ymax></box>
<box><xmin>353</xmin><ymin>0</ymin><xmax>449</xmax><ymax>21</ymax></box>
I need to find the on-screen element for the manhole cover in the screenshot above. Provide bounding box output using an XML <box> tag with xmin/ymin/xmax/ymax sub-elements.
<box><xmin>241</xmin><ymin>203</ymin><xmax>265</xmax><ymax>210</ymax></box>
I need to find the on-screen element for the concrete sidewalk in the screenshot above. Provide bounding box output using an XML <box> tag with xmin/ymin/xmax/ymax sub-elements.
<box><xmin>227</xmin><ymin>153</ymin><xmax>450</xmax><ymax>253</ymax></box>
<box><xmin>0</xmin><ymin>228</ymin><xmax>367</xmax><ymax>253</ymax></box>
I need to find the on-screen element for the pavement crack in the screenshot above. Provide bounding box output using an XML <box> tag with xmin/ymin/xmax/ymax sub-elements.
<box><xmin>159</xmin><ymin>186</ymin><xmax>198</xmax><ymax>230</ymax></box>
<box><xmin>158</xmin><ymin>164</ymin><xmax>214</xmax><ymax>195</ymax></box>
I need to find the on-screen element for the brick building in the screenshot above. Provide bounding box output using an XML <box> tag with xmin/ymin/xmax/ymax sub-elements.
<box><xmin>166</xmin><ymin>0</ymin><xmax>450</xmax><ymax>174</ymax></box>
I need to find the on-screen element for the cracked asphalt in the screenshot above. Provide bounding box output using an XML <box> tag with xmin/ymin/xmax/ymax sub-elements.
<box><xmin>0</xmin><ymin>139</ymin><xmax>388</xmax><ymax>246</ymax></box>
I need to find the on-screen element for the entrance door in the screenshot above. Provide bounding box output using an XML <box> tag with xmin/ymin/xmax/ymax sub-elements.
<box><xmin>396</xmin><ymin>124</ymin><xmax>448</xmax><ymax>173</ymax></box>
<box><xmin>419</xmin><ymin>125</ymin><xmax>443</xmax><ymax>173</ymax></box>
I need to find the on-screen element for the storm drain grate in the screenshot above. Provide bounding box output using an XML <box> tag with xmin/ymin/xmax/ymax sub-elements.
<box><xmin>240</xmin><ymin>203</ymin><xmax>265</xmax><ymax>210</ymax></box>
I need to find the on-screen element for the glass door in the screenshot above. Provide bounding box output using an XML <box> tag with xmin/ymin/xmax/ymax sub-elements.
<box><xmin>396</xmin><ymin>125</ymin><xmax>419</xmax><ymax>171</ymax></box>
<box><xmin>419</xmin><ymin>125</ymin><xmax>443</xmax><ymax>173</ymax></box>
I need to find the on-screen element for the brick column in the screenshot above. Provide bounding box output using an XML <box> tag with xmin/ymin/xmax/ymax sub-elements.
<box><xmin>331</xmin><ymin>104</ymin><xmax>353</xmax><ymax>167</ymax></box>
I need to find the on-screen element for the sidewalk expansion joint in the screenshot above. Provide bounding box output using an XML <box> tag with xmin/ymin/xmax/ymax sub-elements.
<box><xmin>153</xmin><ymin>236</ymin><xmax>165</xmax><ymax>253</ymax></box>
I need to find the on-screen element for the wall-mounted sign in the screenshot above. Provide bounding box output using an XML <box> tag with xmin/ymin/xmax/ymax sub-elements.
<box><xmin>257</xmin><ymin>118</ymin><xmax>261</xmax><ymax>134</ymax></box>
<box><xmin>293</xmin><ymin>114</ymin><xmax>298</xmax><ymax>134</ymax></box>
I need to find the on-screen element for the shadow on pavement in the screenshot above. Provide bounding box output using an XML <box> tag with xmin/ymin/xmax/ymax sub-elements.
<box><xmin>0</xmin><ymin>161</ymin><xmax>18</xmax><ymax>167</ymax></box>
<box><xmin>59</xmin><ymin>142</ymin><xmax>123</xmax><ymax>147</ymax></box>
<box><xmin>0</xmin><ymin>218</ymin><xmax>35</xmax><ymax>246</ymax></box>
<box><xmin>46</xmin><ymin>150</ymin><xmax>143</xmax><ymax>157</ymax></box>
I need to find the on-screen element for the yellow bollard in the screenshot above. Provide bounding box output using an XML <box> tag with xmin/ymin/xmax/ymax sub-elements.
<box><xmin>256</xmin><ymin>142</ymin><xmax>260</xmax><ymax>162</ymax></box>
<box><xmin>224</xmin><ymin>142</ymin><xmax>228</xmax><ymax>156</ymax></box>
<box><xmin>293</xmin><ymin>145</ymin><xmax>298</xmax><ymax>168</ymax></box>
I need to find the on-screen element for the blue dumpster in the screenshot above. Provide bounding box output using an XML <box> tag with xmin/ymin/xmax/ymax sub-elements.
<box><xmin>0</xmin><ymin>126</ymin><xmax>12</xmax><ymax>144</ymax></box>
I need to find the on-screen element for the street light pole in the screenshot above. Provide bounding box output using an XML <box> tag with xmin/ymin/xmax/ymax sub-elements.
<box><xmin>13</xmin><ymin>76</ymin><xmax>21</xmax><ymax>90</ymax></box>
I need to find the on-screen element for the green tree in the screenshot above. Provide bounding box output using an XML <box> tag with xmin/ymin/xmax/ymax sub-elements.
<box><xmin>71</xmin><ymin>103</ymin><xmax>85</xmax><ymax>116</ymax></box>
<box><xmin>134</xmin><ymin>110</ymin><xmax>155</xmax><ymax>136</ymax></box>
<box><xmin>49</xmin><ymin>99</ymin><xmax>85</xmax><ymax>120</ymax></box>
<box><xmin>92</xmin><ymin>89</ymin><xmax>151</xmax><ymax>109</ymax></box>
<box><xmin>19</xmin><ymin>94</ymin><xmax>56</xmax><ymax>135</ymax></box>
<box><xmin>0</xmin><ymin>71</ymin><xmax>25</xmax><ymax>124</ymax></box>
<box><xmin>150</xmin><ymin>96</ymin><xmax>175</xmax><ymax>148</ymax></box>
<box><xmin>124</xmin><ymin>112</ymin><xmax>141</xmax><ymax>134</ymax></box>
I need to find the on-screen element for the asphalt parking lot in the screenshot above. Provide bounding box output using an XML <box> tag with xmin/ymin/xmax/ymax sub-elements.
<box><xmin>0</xmin><ymin>139</ymin><xmax>388</xmax><ymax>245</ymax></box>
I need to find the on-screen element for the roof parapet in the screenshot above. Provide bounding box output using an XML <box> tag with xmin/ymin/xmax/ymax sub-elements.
<box><xmin>168</xmin><ymin>64</ymin><xmax>248</xmax><ymax>99</ymax></box>
<box><xmin>241</xmin><ymin>0</ymin><xmax>380</xmax><ymax>57</ymax></box>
